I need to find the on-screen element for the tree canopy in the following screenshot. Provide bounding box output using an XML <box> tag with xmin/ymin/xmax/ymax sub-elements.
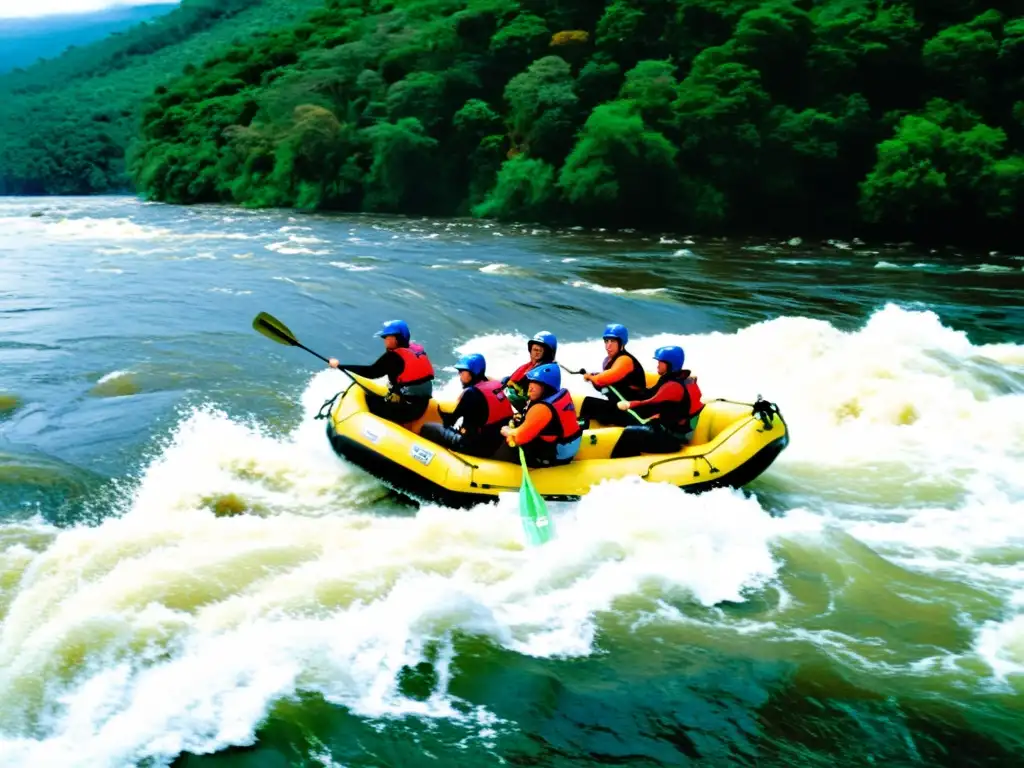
<box><xmin>3</xmin><ymin>0</ymin><xmax>1022</xmax><ymax>246</ymax></box>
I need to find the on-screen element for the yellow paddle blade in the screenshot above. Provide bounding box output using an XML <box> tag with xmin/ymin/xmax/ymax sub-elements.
<box><xmin>252</xmin><ymin>312</ymin><xmax>298</xmax><ymax>347</ymax></box>
<box><xmin>518</xmin><ymin>448</ymin><xmax>553</xmax><ymax>546</ymax></box>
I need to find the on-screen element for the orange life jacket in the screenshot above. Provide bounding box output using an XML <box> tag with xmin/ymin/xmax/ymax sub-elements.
<box><xmin>474</xmin><ymin>379</ymin><xmax>514</xmax><ymax>427</ymax></box>
<box><xmin>392</xmin><ymin>343</ymin><xmax>434</xmax><ymax>397</ymax></box>
<box><xmin>532</xmin><ymin>388</ymin><xmax>583</xmax><ymax>444</ymax></box>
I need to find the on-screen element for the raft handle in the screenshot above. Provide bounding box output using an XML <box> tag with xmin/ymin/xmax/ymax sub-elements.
<box><xmin>751</xmin><ymin>396</ymin><xmax>780</xmax><ymax>431</ymax></box>
<box><xmin>315</xmin><ymin>388</ymin><xmax>348</xmax><ymax>420</ymax></box>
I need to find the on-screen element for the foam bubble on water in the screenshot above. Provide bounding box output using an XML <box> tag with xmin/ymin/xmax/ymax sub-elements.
<box><xmin>975</xmin><ymin>613</ymin><xmax>1024</xmax><ymax>682</ymax></box>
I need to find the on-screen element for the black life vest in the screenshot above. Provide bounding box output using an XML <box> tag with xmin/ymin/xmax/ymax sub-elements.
<box><xmin>601</xmin><ymin>348</ymin><xmax>647</xmax><ymax>399</ymax></box>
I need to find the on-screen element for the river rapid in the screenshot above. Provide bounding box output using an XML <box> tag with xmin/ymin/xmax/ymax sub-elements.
<box><xmin>0</xmin><ymin>196</ymin><xmax>1022</xmax><ymax>767</ymax></box>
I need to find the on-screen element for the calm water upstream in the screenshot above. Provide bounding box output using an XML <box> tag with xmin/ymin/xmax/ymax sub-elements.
<box><xmin>0</xmin><ymin>196</ymin><xmax>1022</xmax><ymax>767</ymax></box>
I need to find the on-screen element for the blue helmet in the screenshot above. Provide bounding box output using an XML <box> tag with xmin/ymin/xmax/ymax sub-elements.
<box><xmin>602</xmin><ymin>323</ymin><xmax>628</xmax><ymax>345</ymax></box>
<box><xmin>454</xmin><ymin>353</ymin><xmax>486</xmax><ymax>377</ymax></box>
<box><xmin>374</xmin><ymin>319</ymin><xmax>410</xmax><ymax>344</ymax></box>
<box><xmin>654</xmin><ymin>345</ymin><xmax>685</xmax><ymax>372</ymax></box>
<box><xmin>528</xmin><ymin>331</ymin><xmax>557</xmax><ymax>356</ymax></box>
<box><xmin>524</xmin><ymin>362</ymin><xmax>560</xmax><ymax>390</ymax></box>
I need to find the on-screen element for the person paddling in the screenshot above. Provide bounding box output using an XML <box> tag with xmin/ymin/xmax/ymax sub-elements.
<box><xmin>499</xmin><ymin>363</ymin><xmax>582</xmax><ymax>467</ymax></box>
<box><xmin>578</xmin><ymin>323</ymin><xmax>648</xmax><ymax>428</ymax></box>
<box><xmin>420</xmin><ymin>353</ymin><xmax>513</xmax><ymax>457</ymax></box>
<box><xmin>328</xmin><ymin>319</ymin><xmax>434</xmax><ymax>424</ymax></box>
<box><xmin>502</xmin><ymin>331</ymin><xmax>557</xmax><ymax>409</ymax></box>
<box><xmin>610</xmin><ymin>346</ymin><xmax>704</xmax><ymax>458</ymax></box>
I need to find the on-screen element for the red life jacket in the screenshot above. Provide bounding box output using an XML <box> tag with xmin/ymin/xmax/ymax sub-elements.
<box><xmin>601</xmin><ymin>349</ymin><xmax>647</xmax><ymax>399</ymax></box>
<box><xmin>393</xmin><ymin>344</ymin><xmax>434</xmax><ymax>386</ymax></box>
<box><xmin>507</xmin><ymin>361</ymin><xmax>537</xmax><ymax>388</ymax></box>
<box><xmin>474</xmin><ymin>379</ymin><xmax>514</xmax><ymax>426</ymax></box>
<box><xmin>642</xmin><ymin>370</ymin><xmax>703</xmax><ymax>432</ymax></box>
<box><xmin>531</xmin><ymin>388</ymin><xmax>583</xmax><ymax>444</ymax></box>
<box><xmin>391</xmin><ymin>343</ymin><xmax>434</xmax><ymax>398</ymax></box>
<box><xmin>683</xmin><ymin>375</ymin><xmax>703</xmax><ymax>418</ymax></box>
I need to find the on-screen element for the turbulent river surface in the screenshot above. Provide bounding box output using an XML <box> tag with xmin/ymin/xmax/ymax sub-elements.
<box><xmin>0</xmin><ymin>196</ymin><xmax>1022</xmax><ymax>767</ymax></box>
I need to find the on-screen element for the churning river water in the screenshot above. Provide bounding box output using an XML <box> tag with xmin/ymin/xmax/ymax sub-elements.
<box><xmin>0</xmin><ymin>196</ymin><xmax>1022</xmax><ymax>767</ymax></box>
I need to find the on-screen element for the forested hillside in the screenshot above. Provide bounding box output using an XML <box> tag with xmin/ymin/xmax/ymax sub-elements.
<box><xmin>0</xmin><ymin>3</ymin><xmax>178</xmax><ymax>74</ymax></box>
<box><xmin>2</xmin><ymin>0</ymin><xmax>1022</xmax><ymax>244</ymax></box>
<box><xmin>128</xmin><ymin>0</ymin><xmax>1024</xmax><ymax>244</ymax></box>
<box><xmin>0</xmin><ymin>0</ymin><xmax>327</xmax><ymax>195</ymax></box>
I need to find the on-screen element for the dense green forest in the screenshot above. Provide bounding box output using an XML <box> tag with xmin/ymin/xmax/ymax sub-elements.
<box><xmin>3</xmin><ymin>0</ymin><xmax>1023</xmax><ymax>244</ymax></box>
<box><xmin>127</xmin><ymin>0</ymin><xmax>1023</xmax><ymax>244</ymax></box>
<box><xmin>0</xmin><ymin>3</ymin><xmax>177</xmax><ymax>74</ymax></box>
<box><xmin>0</xmin><ymin>0</ymin><xmax>327</xmax><ymax>195</ymax></box>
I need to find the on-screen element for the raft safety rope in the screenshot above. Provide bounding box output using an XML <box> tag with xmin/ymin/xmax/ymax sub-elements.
<box><xmin>315</xmin><ymin>390</ymin><xmax>343</xmax><ymax>420</ymax></box>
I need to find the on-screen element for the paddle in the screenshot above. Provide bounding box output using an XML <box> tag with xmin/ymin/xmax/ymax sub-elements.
<box><xmin>518</xmin><ymin>446</ymin><xmax>553</xmax><ymax>546</ymax></box>
<box><xmin>252</xmin><ymin>311</ymin><xmax>377</xmax><ymax>395</ymax></box>
<box><xmin>497</xmin><ymin>396</ymin><xmax>553</xmax><ymax>546</ymax></box>
<box><xmin>557</xmin><ymin>364</ymin><xmax>649</xmax><ymax>425</ymax></box>
<box><xmin>253</xmin><ymin>311</ymin><xmax>332</xmax><ymax>364</ymax></box>
<box><xmin>607</xmin><ymin>385</ymin><xmax>651</xmax><ymax>425</ymax></box>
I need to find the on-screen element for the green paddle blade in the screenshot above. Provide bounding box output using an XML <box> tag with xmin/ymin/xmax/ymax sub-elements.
<box><xmin>505</xmin><ymin>385</ymin><xmax>527</xmax><ymax>413</ymax></box>
<box><xmin>518</xmin><ymin>448</ymin><xmax>553</xmax><ymax>546</ymax></box>
<box><xmin>252</xmin><ymin>312</ymin><xmax>299</xmax><ymax>347</ymax></box>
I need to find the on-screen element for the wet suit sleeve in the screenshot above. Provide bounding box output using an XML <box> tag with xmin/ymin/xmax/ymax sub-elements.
<box><xmin>589</xmin><ymin>356</ymin><xmax>634</xmax><ymax>388</ymax></box>
<box><xmin>442</xmin><ymin>387</ymin><xmax>486</xmax><ymax>427</ymax></box>
<box><xmin>509</xmin><ymin>404</ymin><xmax>551</xmax><ymax>445</ymax></box>
<box><xmin>338</xmin><ymin>351</ymin><xmax>402</xmax><ymax>380</ymax></box>
<box><xmin>454</xmin><ymin>387</ymin><xmax>487</xmax><ymax>428</ymax></box>
<box><xmin>626</xmin><ymin>381</ymin><xmax>686</xmax><ymax>418</ymax></box>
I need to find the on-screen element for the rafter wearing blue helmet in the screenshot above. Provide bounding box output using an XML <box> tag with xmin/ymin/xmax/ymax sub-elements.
<box><xmin>499</xmin><ymin>362</ymin><xmax>582</xmax><ymax>467</ymax></box>
<box><xmin>501</xmin><ymin>330</ymin><xmax>557</xmax><ymax>398</ymax></box>
<box><xmin>419</xmin><ymin>353</ymin><xmax>514</xmax><ymax>458</ymax></box>
<box><xmin>578</xmin><ymin>323</ymin><xmax>649</xmax><ymax>428</ymax></box>
<box><xmin>610</xmin><ymin>345</ymin><xmax>705</xmax><ymax>459</ymax></box>
<box><xmin>328</xmin><ymin>318</ymin><xmax>435</xmax><ymax>424</ymax></box>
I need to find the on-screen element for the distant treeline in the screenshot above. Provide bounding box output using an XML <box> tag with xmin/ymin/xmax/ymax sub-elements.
<box><xmin>5</xmin><ymin>0</ymin><xmax>1024</xmax><ymax>246</ymax></box>
<box><xmin>0</xmin><ymin>0</ymin><xmax>327</xmax><ymax>195</ymax></box>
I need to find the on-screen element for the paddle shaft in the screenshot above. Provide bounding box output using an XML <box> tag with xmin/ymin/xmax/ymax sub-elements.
<box><xmin>281</xmin><ymin>338</ymin><xmax>375</xmax><ymax>394</ymax></box>
<box><xmin>252</xmin><ymin>313</ymin><xmax>379</xmax><ymax>397</ymax></box>
<box><xmin>557</xmin><ymin>364</ymin><xmax>649</xmax><ymax>425</ymax></box>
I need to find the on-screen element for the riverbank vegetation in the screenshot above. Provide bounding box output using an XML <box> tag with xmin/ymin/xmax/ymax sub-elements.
<box><xmin>3</xmin><ymin>0</ymin><xmax>1022</xmax><ymax>245</ymax></box>
<box><xmin>0</xmin><ymin>0</ymin><xmax>327</xmax><ymax>196</ymax></box>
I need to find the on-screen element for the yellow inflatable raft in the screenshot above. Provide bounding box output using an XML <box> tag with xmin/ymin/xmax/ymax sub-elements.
<box><xmin>318</xmin><ymin>372</ymin><xmax>788</xmax><ymax>508</ymax></box>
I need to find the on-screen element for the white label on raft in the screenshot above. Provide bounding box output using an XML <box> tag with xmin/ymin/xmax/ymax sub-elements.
<box><xmin>411</xmin><ymin>444</ymin><xmax>434</xmax><ymax>466</ymax></box>
<box><xmin>363</xmin><ymin>426</ymin><xmax>381</xmax><ymax>444</ymax></box>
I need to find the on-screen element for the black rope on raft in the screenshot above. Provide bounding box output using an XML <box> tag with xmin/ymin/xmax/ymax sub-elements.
<box><xmin>751</xmin><ymin>395</ymin><xmax>781</xmax><ymax>431</ymax></box>
<box><xmin>707</xmin><ymin>396</ymin><xmax>781</xmax><ymax>431</ymax></box>
<box><xmin>314</xmin><ymin>390</ymin><xmax>343</xmax><ymax>420</ymax></box>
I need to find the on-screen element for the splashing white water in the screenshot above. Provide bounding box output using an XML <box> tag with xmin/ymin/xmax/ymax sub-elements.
<box><xmin>1</xmin><ymin>304</ymin><xmax>1023</xmax><ymax>765</ymax></box>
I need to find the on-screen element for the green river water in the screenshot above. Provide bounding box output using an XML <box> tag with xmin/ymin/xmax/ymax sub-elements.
<box><xmin>0</xmin><ymin>196</ymin><xmax>1022</xmax><ymax>767</ymax></box>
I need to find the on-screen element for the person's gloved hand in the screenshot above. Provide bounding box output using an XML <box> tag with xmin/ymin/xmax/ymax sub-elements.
<box><xmin>500</xmin><ymin>425</ymin><xmax>517</xmax><ymax>446</ymax></box>
<box><xmin>616</xmin><ymin>400</ymin><xmax>631</xmax><ymax>411</ymax></box>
